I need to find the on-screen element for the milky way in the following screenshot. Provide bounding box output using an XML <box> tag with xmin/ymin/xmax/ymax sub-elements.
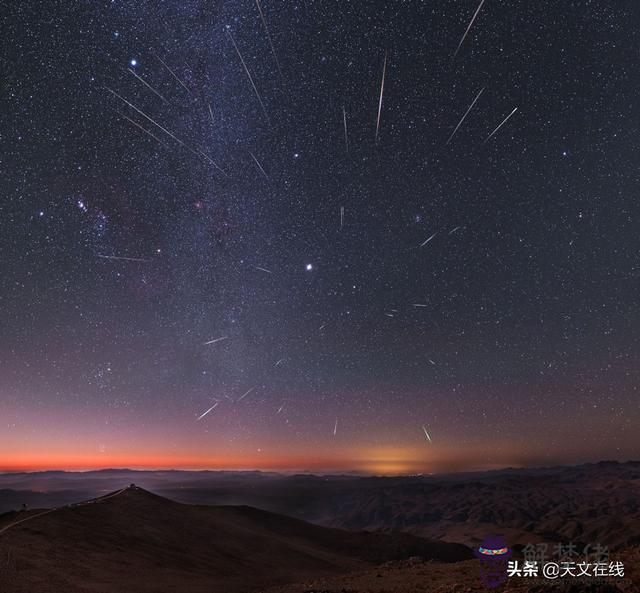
<box><xmin>1</xmin><ymin>1</ymin><xmax>638</xmax><ymax>472</ymax></box>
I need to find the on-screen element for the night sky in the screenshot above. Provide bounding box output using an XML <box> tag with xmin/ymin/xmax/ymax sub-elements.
<box><xmin>1</xmin><ymin>1</ymin><xmax>638</xmax><ymax>473</ymax></box>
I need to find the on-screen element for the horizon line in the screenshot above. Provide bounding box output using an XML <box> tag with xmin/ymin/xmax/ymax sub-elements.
<box><xmin>1</xmin><ymin>459</ymin><xmax>635</xmax><ymax>477</ymax></box>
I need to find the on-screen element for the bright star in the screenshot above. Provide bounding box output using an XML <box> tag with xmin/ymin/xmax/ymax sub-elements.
<box><xmin>305</xmin><ymin>263</ymin><xmax>313</xmax><ymax>271</ymax></box>
<box><xmin>130</xmin><ymin>59</ymin><xmax>137</xmax><ymax>66</ymax></box>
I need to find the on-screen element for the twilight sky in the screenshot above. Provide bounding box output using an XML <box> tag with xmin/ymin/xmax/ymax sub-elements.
<box><xmin>1</xmin><ymin>0</ymin><xmax>638</xmax><ymax>474</ymax></box>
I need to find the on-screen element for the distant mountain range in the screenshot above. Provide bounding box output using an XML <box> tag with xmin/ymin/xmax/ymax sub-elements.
<box><xmin>311</xmin><ymin>460</ymin><xmax>640</xmax><ymax>551</ymax></box>
<box><xmin>2</xmin><ymin>461</ymin><xmax>638</xmax><ymax>550</ymax></box>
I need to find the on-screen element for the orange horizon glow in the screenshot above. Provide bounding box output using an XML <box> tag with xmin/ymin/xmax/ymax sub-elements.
<box><xmin>0</xmin><ymin>445</ymin><xmax>586</xmax><ymax>475</ymax></box>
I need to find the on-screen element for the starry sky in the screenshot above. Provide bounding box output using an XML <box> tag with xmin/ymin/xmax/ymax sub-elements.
<box><xmin>1</xmin><ymin>0</ymin><xmax>638</xmax><ymax>474</ymax></box>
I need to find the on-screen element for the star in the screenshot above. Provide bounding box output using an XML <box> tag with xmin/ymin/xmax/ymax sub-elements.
<box><xmin>0</xmin><ymin>0</ymin><xmax>635</xmax><ymax>476</ymax></box>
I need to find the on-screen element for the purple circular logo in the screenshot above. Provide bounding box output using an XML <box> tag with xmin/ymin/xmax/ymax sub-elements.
<box><xmin>475</xmin><ymin>535</ymin><xmax>512</xmax><ymax>588</ymax></box>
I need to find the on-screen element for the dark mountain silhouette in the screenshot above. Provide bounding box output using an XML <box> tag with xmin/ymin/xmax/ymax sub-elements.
<box><xmin>0</xmin><ymin>485</ymin><xmax>470</xmax><ymax>593</ymax></box>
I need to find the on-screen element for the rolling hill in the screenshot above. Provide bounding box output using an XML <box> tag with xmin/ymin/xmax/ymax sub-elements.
<box><xmin>0</xmin><ymin>485</ymin><xmax>470</xmax><ymax>593</ymax></box>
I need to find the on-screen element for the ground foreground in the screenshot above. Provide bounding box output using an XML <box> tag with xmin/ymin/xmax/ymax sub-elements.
<box><xmin>0</xmin><ymin>472</ymin><xmax>638</xmax><ymax>593</ymax></box>
<box><xmin>0</xmin><ymin>485</ymin><xmax>469</xmax><ymax>593</ymax></box>
<box><xmin>261</xmin><ymin>551</ymin><xmax>640</xmax><ymax>593</ymax></box>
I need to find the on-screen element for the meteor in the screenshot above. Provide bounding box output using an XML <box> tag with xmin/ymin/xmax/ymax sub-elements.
<box><xmin>97</xmin><ymin>254</ymin><xmax>149</xmax><ymax>263</ymax></box>
<box><xmin>197</xmin><ymin>401</ymin><xmax>219</xmax><ymax>421</ymax></box>
<box><xmin>127</xmin><ymin>68</ymin><xmax>168</xmax><ymax>103</ymax></box>
<box><xmin>419</xmin><ymin>232</ymin><xmax>438</xmax><ymax>247</ymax></box>
<box><xmin>238</xmin><ymin>387</ymin><xmax>256</xmax><ymax>401</ymax></box>
<box><xmin>154</xmin><ymin>54</ymin><xmax>191</xmax><ymax>93</ymax></box>
<box><xmin>250</xmin><ymin>152</ymin><xmax>269</xmax><ymax>179</ymax></box>
<box><xmin>453</xmin><ymin>0</ymin><xmax>487</xmax><ymax>58</ymax></box>
<box><xmin>106</xmin><ymin>86</ymin><xmax>186</xmax><ymax>147</ymax></box>
<box><xmin>375</xmin><ymin>51</ymin><xmax>388</xmax><ymax>143</ymax></box>
<box><xmin>203</xmin><ymin>336</ymin><xmax>228</xmax><ymax>345</ymax></box>
<box><xmin>342</xmin><ymin>106</ymin><xmax>349</xmax><ymax>152</ymax></box>
<box><xmin>117</xmin><ymin>111</ymin><xmax>164</xmax><ymax>145</ymax></box>
<box><xmin>227</xmin><ymin>29</ymin><xmax>270</xmax><ymax>124</ymax></box>
<box><xmin>484</xmin><ymin>107</ymin><xmax>518</xmax><ymax>143</ymax></box>
<box><xmin>255</xmin><ymin>0</ymin><xmax>283</xmax><ymax>82</ymax></box>
<box><xmin>107</xmin><ymin>87</ymin><xmax>227</xmax><ymax>173</ymax></box>
<box><xmin>445</xmin><ymin>87</ymin><xmax>485</xmax><ymax>145</ymax></box>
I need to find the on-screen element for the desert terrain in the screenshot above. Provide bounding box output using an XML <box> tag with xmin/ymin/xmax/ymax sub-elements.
<box><xmin>0</xmin><ymin>463</ymin><xmax>638</xmax><ymax>592</ymax></box>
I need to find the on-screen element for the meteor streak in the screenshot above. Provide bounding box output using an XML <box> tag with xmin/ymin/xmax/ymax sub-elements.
<box><xmin>154</xmin><ymin>54</ymin><xmax>191</xmax><ymax>93</ymax></box>
<box><xmin>445</xmin><ymin>87</ymin><xmax>485</xmax><ymax>145</ymax></box>
<box><xmin>203</xmin><ymin>336</ymin><xmax>228</xmax><ymax>345</ymax></box>
<box><xmin>107</xmin><ymin>87</ymin><xmax>227</xmax><ymax>174</ymax></box>
<box><xmin>250</xmin><ymin>152</ymin><xmax>269</xmax><ymax>179</ymax></box>
<box><xmin>375</xmin><ymin>51</ymin><xmax>388</xmax><ymax>143</ymax></box>
<box><xmin>117</xmin><ymin>111</ymin><xmax>164</xmax><ymax>145</ymax></box>
<box><xmin>97</xmin><ymin>254</ymin><xmax>149</xmax><ymax>263</ymax></box>
<box><xmin>484</xmin><ymin>107</ymin><xmax>518</xmax><ymax>143</ymax></box>
<box><xmin>127</xmin><ymin>68</ymin><xmax>168</xmax><ymax>103</ymax></box>
<box><xmin>255</xmin><ymin>0</ymin><xmax>283</xmax><ymax>82</ymax></box>
<box><xmin>227</xmin><ymin>29</ymin><xmax>270</xmax><ymax>124</ymax></box>
<box><xmin>197</xmin><ymin>401</ymin><xmax>219</xmax><ymax>421</ymax></box>
<box><xmin>419</xmin><ymin>232</ymin><xmax>438</xmax><ymax>247</ymax></box>
<box><xmin>238</xmin><ymin>387</ymin><xmax>255</xmax><ymax>401</ymax></box>
<box><xmin>453</xmin><ymin>0</ymin><xmax>487</xmax><ymax>58</ymax></box>
<box><xmin>106</xmin><ymin>86</ymin><xmax>185</xmax><ymax>147</ymax></box>
<box><xmin>342</xmin><ymin>106</ymin><xmax>349</xmax><ymax>152</ymax></box>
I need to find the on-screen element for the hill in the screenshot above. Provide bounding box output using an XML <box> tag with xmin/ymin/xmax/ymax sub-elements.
<box><xmin>0</xmin><ymin>485</ymin><xmax>470</xmax><ymax>593</ymax></box>
<box><xmin>2</xmin><ymin>463</ymin><xmax>639</xmax><ymax>552</ymax></box>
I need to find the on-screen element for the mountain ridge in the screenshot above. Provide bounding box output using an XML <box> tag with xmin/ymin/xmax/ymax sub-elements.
<box><xmin>0</xmin><ymin>484</ymin><xmax>470</xmax><ymax>593</ymax></box>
